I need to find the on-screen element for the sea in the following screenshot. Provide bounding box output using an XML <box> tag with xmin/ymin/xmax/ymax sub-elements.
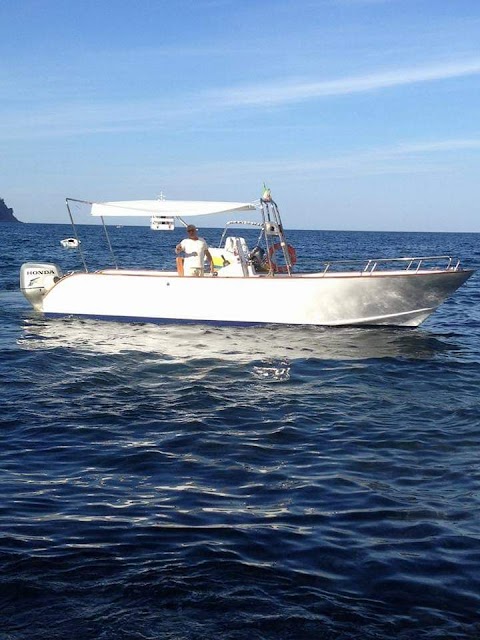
<box><xmin>1</xmin><ymin>222</ymin><xmax>480</xmax><ymax>640</ymax></box>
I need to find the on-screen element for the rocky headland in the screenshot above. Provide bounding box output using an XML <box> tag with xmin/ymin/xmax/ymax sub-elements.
<box><xmin>0</xmin><ymin>198</ymin><xmax>21</xmax><ymax>223</ymax></box>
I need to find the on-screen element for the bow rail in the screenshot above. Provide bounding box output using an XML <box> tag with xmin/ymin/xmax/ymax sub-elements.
<box><xmin>321</xmin><ymin>255</ymin><xmax>461</xmax><ymax>275</ymax></box>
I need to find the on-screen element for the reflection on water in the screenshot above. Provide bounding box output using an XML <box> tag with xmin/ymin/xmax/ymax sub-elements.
<box><xmin>18</xmin><ymin>314</ymin><xmax>457</xmax><ymax>362</ymax></box>
<box><xmin>252</xmin><ymin>361</ymin><xmax>291</xmax><ymax>382</ymax></box>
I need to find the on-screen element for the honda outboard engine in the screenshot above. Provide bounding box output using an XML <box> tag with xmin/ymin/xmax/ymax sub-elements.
<box><xmin>20</xmin><ymin>263</ymin><xmax>63</xmax><ymax>311</ymax></box>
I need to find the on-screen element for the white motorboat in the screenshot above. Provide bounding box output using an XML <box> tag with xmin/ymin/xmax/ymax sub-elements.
<box><xmin>60</xmin><ymin>237</ymin><xmax>80</xmax><ymax>248</ymax></box>
<box><xmin>150</xmin><ymin>215</ymin><xmax>174</xmax><ymax>231</ymax></box>
<box><xmin>150</xmin><ymin>193</ymin><xmax>173</xmax><ymax>230</ymax></box>
<box><xmin>21</xmin><ymin>190</ymin><xmax>473</xmax><ymax>327</ymax></box>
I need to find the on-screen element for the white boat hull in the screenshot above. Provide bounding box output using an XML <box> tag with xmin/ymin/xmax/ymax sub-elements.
<box><xmin>60</xmin><ymin>238</ymin><xmax>80</xmax><ymax>248</ymax></box>
<box><xmin>37</xmin><ymin>268</ymin><xmax>473</xmax><ymax>327</ymax></box>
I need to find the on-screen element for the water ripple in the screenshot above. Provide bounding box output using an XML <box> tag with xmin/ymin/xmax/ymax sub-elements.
<box><xmin>2</xmin><ymin>226</ymin><xmax>480</xmax><ymax>638</ymax></box>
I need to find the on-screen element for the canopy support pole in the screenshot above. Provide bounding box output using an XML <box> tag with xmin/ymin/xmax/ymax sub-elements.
<box><xmin>66</xmin><ymin>198</ymin><xmax>89</xmax><ymax>273</ymax></box>
<box><xmin>100</xmin><ymin>216</ymin><xmax>119</xmax><ymax>269</ymax></box>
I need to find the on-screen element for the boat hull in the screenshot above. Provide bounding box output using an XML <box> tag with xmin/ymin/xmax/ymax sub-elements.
<box><xmin>38</xmin><ymin>268</ymin><xmax>474</xmax><ymax>327</ymax></box>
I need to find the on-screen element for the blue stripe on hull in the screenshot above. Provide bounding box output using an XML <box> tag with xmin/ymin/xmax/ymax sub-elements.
<box><xmin>42</xmin><ymin>312</ymin><xmax>416</xmax><ymax>328</ymax></box>
<box><xmin>44</xmin><ymin>312</ymin><xmax>269</xmax><ymax>327</ymax></box>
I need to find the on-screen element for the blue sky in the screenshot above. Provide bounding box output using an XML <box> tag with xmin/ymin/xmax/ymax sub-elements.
<box><xmin>1</xmin><ymin>0</ymin><xmax>480</xmax><ymax>230</ymax></box>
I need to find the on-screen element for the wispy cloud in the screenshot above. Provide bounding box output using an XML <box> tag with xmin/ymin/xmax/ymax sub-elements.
<box><xmin>1</xmin><ymin>59</ymin><xmax>480</xmax><ymax>140</ymax></box>
<box><xmin>210</xmin><ymin>59</ymin><xmax>480</xmax><ymax>107</ymax></box>
<box><xmin>330</xmin><ymin>0</ymin><xmax>397</xmax><ymax>5</ymax></box>
<box><xmin>141</xmin><ymin>138</ymin><xmax>480</xmax><ymax>183</ymax></box>
<box><xmin>386</xmin><ymin>139</ymin><xmax>480</xmax><ymax>155</ymax></box>
<box><xmin>293</xmin><ymin>137</ymin><xmax>480</xmax><ymax>171</ymax></box>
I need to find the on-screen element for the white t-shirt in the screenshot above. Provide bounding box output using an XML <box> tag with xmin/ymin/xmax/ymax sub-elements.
<box><xmin>179</xmin><ymin>237</ymin><xmax>209</xmax><ymax>272</ymax></box>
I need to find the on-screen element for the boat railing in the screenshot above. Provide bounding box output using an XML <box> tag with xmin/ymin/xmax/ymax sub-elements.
<box><xmin>218</xmin><ymin>220</ymin><xmax>264</xmax><ymax>251</ymax></box>
<box><xmin>320</xmin><ymin>255</ymin><xmax>461</xmax><ymax>275</ymax></box>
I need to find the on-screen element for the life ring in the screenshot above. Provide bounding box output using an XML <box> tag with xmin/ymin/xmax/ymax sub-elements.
<box><xmin>268</xmin><ymin>243</ymin><xmax>297</xmax><ymax>273</ymax></box>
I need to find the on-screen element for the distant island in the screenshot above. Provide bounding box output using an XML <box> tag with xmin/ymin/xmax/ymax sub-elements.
<box><xmin>0</xmin><ymin>198</ymin><xmax>21</xmax><ymax>223</ymax></box>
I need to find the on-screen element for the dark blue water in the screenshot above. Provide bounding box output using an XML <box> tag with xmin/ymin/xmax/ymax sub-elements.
<box><xmin>1</xmin><ymin>222</ymin><xmax>480</xmax><ymax>639</ymax></box>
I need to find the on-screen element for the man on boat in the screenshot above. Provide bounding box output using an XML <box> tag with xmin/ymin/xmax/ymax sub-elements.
<box><xmin>175</xmin><ymin>224</ymin><xmax>216</xmax><ymax>277</ymax></box>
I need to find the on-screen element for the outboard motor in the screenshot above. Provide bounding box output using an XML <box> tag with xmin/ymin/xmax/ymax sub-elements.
<box><xmin>20</xmin><ymin>262</ymin><xmax>63</xmax><ymax>311</ymax></box>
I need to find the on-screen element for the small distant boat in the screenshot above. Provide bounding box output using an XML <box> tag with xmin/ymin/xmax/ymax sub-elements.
<box><xmin>60</xmin><ymin>237</ymin><xmax>80</xmax><ymax>248</ymax></box>
<box><xmin>150</xmin><ymin>192</ymin><xmax>173</xmax><ymax>230</ymax></box>
<box><xmin>150</xmin><ymin>215</ymin><xmax>174</xmax><ymax>231</ymax></box>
